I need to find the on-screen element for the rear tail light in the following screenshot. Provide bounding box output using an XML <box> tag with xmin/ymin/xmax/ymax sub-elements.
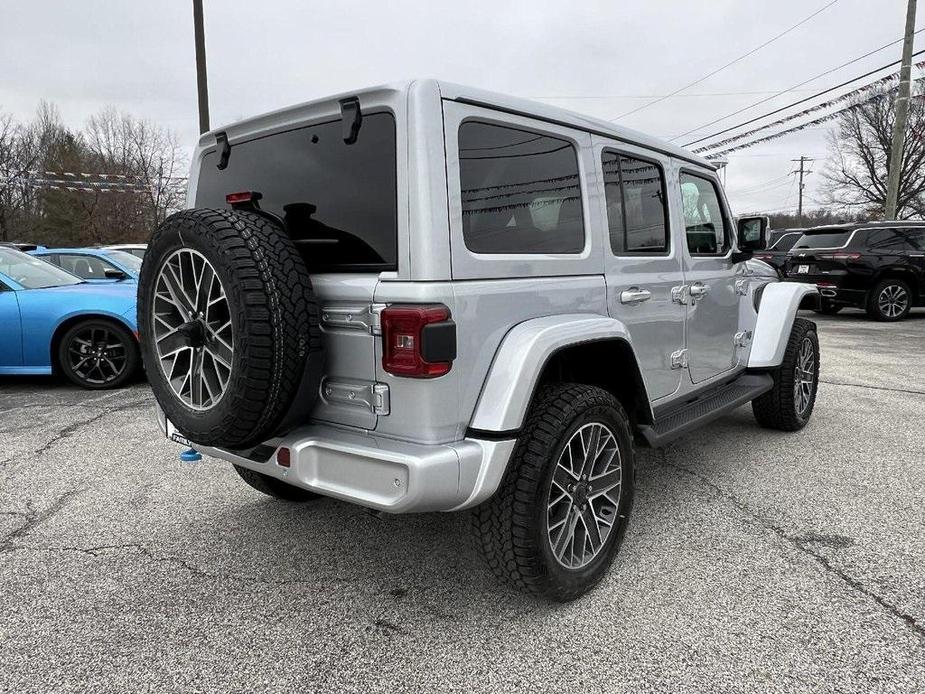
<box><xmin>381</xmin><ymin>304</ymin><xmax>456</xmax><ymax>378</ymax></box>
<box><xmin>754</xmin><ymin>253</ymin><xmax>772</xmax><ymax>261</ymax></box>
<box><xmin>817</xmin><ymin>252</ymin><xmax>861</xmax><ymax>261</ymax></box>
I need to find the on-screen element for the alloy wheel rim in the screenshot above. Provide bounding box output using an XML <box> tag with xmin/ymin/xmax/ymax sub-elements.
<box><xmin>68</xmin><ymin>326</ymin><xmax>127</xmax><ymax>385</ymax></box>
<box><xmin>152</xmin><ymin>249</ymin><xmax>233</xmax><ymax>411</ymax></box>
<box><xmin>546</xmin><ymin>422</ymin><xmax>622</xmax><ymax>570</ymax></box>
<box><xmin>878</xmin><ymin>285</ymin><xmax>908</xmax><ymax>318</ymax></box>
<box><xmin>793</xmin><ymin>336</ymin><xmax>815</xmax><ymax>416</ymax></box>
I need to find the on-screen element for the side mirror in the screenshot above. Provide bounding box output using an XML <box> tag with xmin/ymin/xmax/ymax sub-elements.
<box><xmin>731</xmin><ymin>216</ymin><xmax>769</xmax><ymax>262</ymax></box>
<box><xmin>103</xmin><ymin>268</ymin><xmax>129</xmax><ymax>280</ymax></box>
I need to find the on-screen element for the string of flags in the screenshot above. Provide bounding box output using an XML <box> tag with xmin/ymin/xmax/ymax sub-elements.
<box><xmin>0</xmin><ymin>170</ymin><xmax>187</xmax><ymax>194</ymax></box>
<box><xmin>699</xmin><ymin>63</ymin><xmax>925</xmax><ymax>159</ymax></box>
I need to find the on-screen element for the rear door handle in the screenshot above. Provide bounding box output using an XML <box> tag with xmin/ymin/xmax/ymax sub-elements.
<box><xmin>620</xmin><ymin>287</ymin><xmax>652</xmax><ymax>305</ymax></box>
<box><xmin>689</xmin><ymin>282</ymin><xmax>709</xmax><ymax>297</ymax></box>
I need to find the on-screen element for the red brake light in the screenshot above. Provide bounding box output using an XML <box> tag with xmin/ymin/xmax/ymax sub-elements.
<box><xmin>381</xmin><ymin>304</ymin><xmax>454</xmax><ymax>378</ymax></box>
<box><xmin>817</xmin><ymin>252</ymin><xmax>861</xmax><ymax>261</ymax></box>
<box><xmin>225</xmin><ymin>191</ymin><xmax>262</xmax><ymax>205</ymax></box>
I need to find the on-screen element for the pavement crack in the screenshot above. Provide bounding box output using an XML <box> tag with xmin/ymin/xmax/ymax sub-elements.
<box><xmin>0</xmin><ymin>488</ymin><xmax>84</xmax><ymax>552</ymax></box>
<box><xmin>32</xmin><ymin>398</ymin><xmax>150</xmax><ymax>457</ymax></box>
<box><xmin>819</xmin><ymin>379</ymin><xmax>925</xmax><ymax>396</ymax></box>
<box><xmin>658</xmin><ymin>451</ymin><xmax>925</xmax><ymax>644</ymax></box>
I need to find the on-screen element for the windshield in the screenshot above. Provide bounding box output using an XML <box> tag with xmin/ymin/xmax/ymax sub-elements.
<box><xmin>770</xmin><ymin>233</ymin><xmax>800</xmax><ymax>251</ymax></box>
<box><xmin>195</xmin><ymin>112</ymin><xmax>398</xmax><ymax>272</ymax></box>
<box><xmin>104</xmin><ymin>249</ymin><xmax>143</xmax><ymax>274</ymax></box>
<box><xmin>0</xmin><ymin>248</ymin><xmax>82</xmax><ymax>289</ymax></box>
<box><xmin>792</xmin><ymin>230</ymin><xmax>853</xmax><ymax>250</ymax></box>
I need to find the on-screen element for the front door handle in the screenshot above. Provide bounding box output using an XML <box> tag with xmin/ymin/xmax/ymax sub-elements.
<box><xmin>620</xmin><ymin>287</ymin><xmax>652</xmax><ymax>305</ymax></box>
<box><xmin>689</xmin><ymin>282</ymin><xmax>710</xmax><ymax>297</ymax></box>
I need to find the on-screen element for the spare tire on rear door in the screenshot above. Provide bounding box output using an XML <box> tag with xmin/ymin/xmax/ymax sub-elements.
<box><xmin>138</xmin><ymin>208</ymin><xmax>322</xmax><ymax>449</ymax></box>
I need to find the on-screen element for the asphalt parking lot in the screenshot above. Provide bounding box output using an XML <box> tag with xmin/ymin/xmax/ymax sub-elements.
<box><xmin>1</xmin><ymin>309</ymin><xmax>923</xmax><ymax>693</ymax></box>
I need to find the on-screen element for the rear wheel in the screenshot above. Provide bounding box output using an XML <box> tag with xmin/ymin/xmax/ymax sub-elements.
<box><xmin>233</xmin><ymin>465</ymin><xmax>320</xmax><ymax>502</ymax></box>
<box><xmin>58</xmin><ymin>319</ymin><xmax>139</xmax><ymax>389</ymax></box>
<box><xmin>752</xmin><ymin>318</ymin><xmax>819</xmax><ymax>431</ymax></box>
<box><xmin>866</xmin><ymin>279</ymin><xmax>912</xmax><ymax>321</ymax></box>
<box><xmin>472</xmin><ymin>383</ymin><xmax>635</xmax><ymax>601</ymax></box>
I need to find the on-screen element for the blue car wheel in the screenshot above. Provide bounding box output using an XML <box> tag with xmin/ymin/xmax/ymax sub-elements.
<box><xmin>57</xmin><ymin>319</ymin><xmax>139</xmax><ymax>389</ymax></box>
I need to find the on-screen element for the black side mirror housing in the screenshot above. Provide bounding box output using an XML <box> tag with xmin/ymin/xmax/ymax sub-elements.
<box><xmin>103</xmin><ymin>268</ymin><xmax>129</xmax><ymax>280</ymax></box>
<box><xmin>732</xmin><ymin>216</ymin><xmax>769</xmax><ymax>262</ymax></box>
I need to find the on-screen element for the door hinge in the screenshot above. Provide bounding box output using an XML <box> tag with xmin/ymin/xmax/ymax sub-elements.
<box><xmin>671</xmin><ymin>285</ymin><xmax>690</xmax><ymax>305</ymax></box>
<box><xmin>321</xmin><ymin>379</ymin><xmax>391</xmax><ymax>416</ymax></box>
<box><xmin>320</xmin><ymin>303</ymin><xmax>388</xmax><ymax>335</ymax></box>
<box><xmin>670</xmin><ymin>349</ymin><xmax>689</xmax><ymax>369</ymax></box>
<box><xmin>734</xmin><ymin>330</ymin><xmax>752</xmax><ymax>347</ymax></box>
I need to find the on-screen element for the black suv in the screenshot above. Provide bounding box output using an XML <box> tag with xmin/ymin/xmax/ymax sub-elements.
<box><xmin>785</xmin><ymin>221</ymin><xmax>925</xmax><ymax>321</ymax></box>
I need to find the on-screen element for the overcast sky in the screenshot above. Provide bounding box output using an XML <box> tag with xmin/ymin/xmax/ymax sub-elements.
<box><xmin>1</xmin><ymin>0</ymin><xmax>919</xmax><ymax>215</ymax></box>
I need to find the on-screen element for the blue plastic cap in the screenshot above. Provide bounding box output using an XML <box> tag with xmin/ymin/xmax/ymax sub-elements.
<box><xmin>180</xmin><ymin>448</ymin><xmax>202</xmax><ymax>462</ymax></box>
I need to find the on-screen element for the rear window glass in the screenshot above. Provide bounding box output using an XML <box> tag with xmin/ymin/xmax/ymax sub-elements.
<box><xmin>196</xmin><ymin>112</ymin><xmax>397</xmax><ymax>272</ymax></box>
<box><xmin>458</xmin><ymin>121</ymin><xmax>584</xmax><ymax>254</ymax></box>
<box><xmin>792</xmin><ymin>231</ymin><xmax>852</xmax><ymax>249</ymax></box>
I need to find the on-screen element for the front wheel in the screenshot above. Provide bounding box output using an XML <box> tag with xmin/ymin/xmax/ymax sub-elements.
<box><xmin>752</xmin><ymin>318</ymin><xmax>819</xmax><ymax>431</ymax></box>
<box><xmin>472</xmin><ymin>383</ymin><xmax>635</xmax><ymax>601</ymax></box>
<box><xmin>57</xmin><ymin>319</ymin><xmax>139</xmax><ymax>389</ymax></box>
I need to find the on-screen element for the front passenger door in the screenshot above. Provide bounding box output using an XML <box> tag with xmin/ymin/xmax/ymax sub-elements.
<box><xmin>0</xmin><ymin>283</ymin><xmax>23</xmax><ymax>367</ymax></box>
<box><xmin>679</xmin><ymin>171</ymin><xmax>740</xmax><ymax>384</ymax></box>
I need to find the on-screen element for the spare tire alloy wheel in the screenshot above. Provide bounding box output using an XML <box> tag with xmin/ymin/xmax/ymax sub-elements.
<box><xmin>152</xmin><ymin>249</ymin><xmax>233</xmax><ymax>411</ymax></box>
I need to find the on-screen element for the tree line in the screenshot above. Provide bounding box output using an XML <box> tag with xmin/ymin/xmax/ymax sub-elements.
<box><xmin>0</xmin><ymin>102</ymin><xmax>186</xmax><ymax>246</ymax></box>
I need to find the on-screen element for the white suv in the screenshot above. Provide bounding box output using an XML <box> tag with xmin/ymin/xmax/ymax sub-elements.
<box><xmin>138</xmin><ymin>80</ymin><xmax>820</xmax><ymax>600</ymax></box>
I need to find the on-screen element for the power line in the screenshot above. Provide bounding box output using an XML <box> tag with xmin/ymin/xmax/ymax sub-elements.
<box><xmin>681</xmin><ymin>42</ymin><xmax>925</xmax><ymax>148</ymax></box>
<box><xmin>611</xmin><ymin>0</ymin><xmax>841</xmax><ymax>120</ymax></box>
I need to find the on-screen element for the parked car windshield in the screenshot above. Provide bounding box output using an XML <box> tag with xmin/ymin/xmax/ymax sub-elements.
<box><xmin>0</xmin><ymin>247</ymin><xmax>82</xmax><ymax>289</ymax></box>
<box><xmin>769</xmin><ymin>233</ymin><xmax>800</xmax><ymax>251</ymax></box>
<box><xmin>792</xmin><ymin>230</ymin><xmax>853</xmax><ymax>249</ymax></box>
<box><xmin>104</xmin><ymin>249</ymin><xmax>143</xmax><ymax>273</ymax></box>
<box><xmin>195</xmin><ymin>112</ymin><xmax>398</xmax><ymax>272</ymax></box>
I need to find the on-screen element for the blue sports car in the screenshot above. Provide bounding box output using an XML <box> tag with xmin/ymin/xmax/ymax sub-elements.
<box><xmin>30</xmin><ymin>247</ymin><xmax>142</xmax><ymax>283</ymax></box>
<box><xmin>0</xmin><ymin>247</ymin><xmax>140</xmax><ymax>389</ymax></box>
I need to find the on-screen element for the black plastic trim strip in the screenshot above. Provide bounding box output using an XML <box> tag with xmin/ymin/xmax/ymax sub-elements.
<box><xmin>467</xmin><ymin>427</ymin><xmax>520</xmax><ymax>441</ymax></box>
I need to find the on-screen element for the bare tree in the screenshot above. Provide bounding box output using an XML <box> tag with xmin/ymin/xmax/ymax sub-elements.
<box><xmin>821</xmin><ymin>75</ymin><xmax>925</xmax><ymax>219</ymax></box>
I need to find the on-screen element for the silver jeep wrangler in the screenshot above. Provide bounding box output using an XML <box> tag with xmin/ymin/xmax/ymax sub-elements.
<box><xmin>139</xmin><ymin>80</ymin><xmax>820</xmax><ymax>601</ymax></box>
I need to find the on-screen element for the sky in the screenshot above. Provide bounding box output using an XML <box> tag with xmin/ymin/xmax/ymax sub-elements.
<box><xmin>1</xmin><ymin>0</ymin><xmax>920</xmax><ymax>216</ymax></box>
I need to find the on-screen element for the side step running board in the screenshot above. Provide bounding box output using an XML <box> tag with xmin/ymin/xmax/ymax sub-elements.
<box><xmin>639</xmin><ymin>372</ymin><xmax>773</xmax><ymax>448</ymax></box>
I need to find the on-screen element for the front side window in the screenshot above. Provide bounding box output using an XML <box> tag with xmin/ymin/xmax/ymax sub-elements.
<box><xmin>680</xmin><ymin>173</ymin><xmax>729</xmax><ymax>255</ymax></box>
<box><xmin>602</xmin><ymin>151</ymin><xmax>669</xmax><ymax>254</ymax></box>
<box><xmin>56</xmin><ymin>254</ymin><xmax>119</xmax><ymax>280</ymax></box>
<box><xmin>458</xmin><ymin>121</ymin><xmax>584</xmax><ymax>254</ymax></box>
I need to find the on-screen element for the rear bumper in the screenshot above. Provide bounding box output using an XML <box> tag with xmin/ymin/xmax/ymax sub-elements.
<box><xmin>785</xmin><ymin>278</ymin><xmax>866</xmax><ymax>306</ymax></box>
<box><xmin>155</xmin><ymin>406</ymin><xmax>515</xmax><ymax>514</ymax></box>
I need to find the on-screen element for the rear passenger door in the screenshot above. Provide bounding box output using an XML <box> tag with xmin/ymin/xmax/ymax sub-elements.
<box><xmin>595</xmin><ymin>140</ymin><xmax>685</xmax><ymax>401</ymax></box>
<box><xmin>677</xmin><ymin>170</ymin><xmax>740</xmax><ymax>384</ymax></box>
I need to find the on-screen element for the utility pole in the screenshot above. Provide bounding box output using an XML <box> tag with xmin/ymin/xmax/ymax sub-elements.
<box><xmin>792</xmin><ymin>156</ymin><xmax>813</xmax><ymax>226</ymax></box>
<box><xmin>885</xmin><ymin>0</ymin><xmax>918</xmax><ymax>219</ymax></box>
<box><xmin>192</xmin><ymin>0</ymin><xmax>210</xmax><ymax>134</ymax></box>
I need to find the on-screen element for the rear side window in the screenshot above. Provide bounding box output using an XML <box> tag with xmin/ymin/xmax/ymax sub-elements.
<box><xmin>679</xmin><ymin>173</ymin><xmax>729</xmax><ymax>255</ymax></box>
<box><xmin>866</xmin><ymin>229</ymin><xmax>911</xmax><ymax>251</ymax></box>
<box><xmin>906</xmin><ymin>228</ymin><xmax>925</xmax><ymax>250</ymax></box>
<box><xmin>196</xmin><ymin>113</ymin><xmax>397</xmax><ymax>272</ymax></box>
<box><xmin>458</xmin><ymin>121</ymin><xmax>584</xmax><ymax>254</ymax></box>
<box><xmin>57</xmin><ymin>254</ymin><xmax>117</xmax><ymax>279</ymax></box>
<box><xmin>792</xmin><ymin>230</ymin><xmax>853</xmax><ymax>249</ymax></box>
<box><xmin>602</xmin><ymin>151</ymin><xmax>669</xmax><ymax>254</ymax></box>
<box><xmin>770</xmin><ymin>233</ymin><xmax>800</xmax><ymax>251</ymax></box>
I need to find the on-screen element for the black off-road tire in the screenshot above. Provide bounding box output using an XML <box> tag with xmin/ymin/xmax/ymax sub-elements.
<box><xmin>232</xmin><ymin>465</ymin><xmax>321</xmax><ymax>502</ymax></box>
<box><xmin>752</xmin><ymin>318</ymin><xmax>819</xmax><ymax>431</ymax></box>
<box><xmin>138</xmin><ymin>208</ymin><xmax>322</xmax><ymax>448</ymax></box>
<box><xmin>865</xmin><ymin>278</ymin><xmax>913</xmax><ymax>321</ymax></box>
<box><xmin>471</xmin><ymin>383</ymin><xmax>635</xmax><ymax>602</ymax></box>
